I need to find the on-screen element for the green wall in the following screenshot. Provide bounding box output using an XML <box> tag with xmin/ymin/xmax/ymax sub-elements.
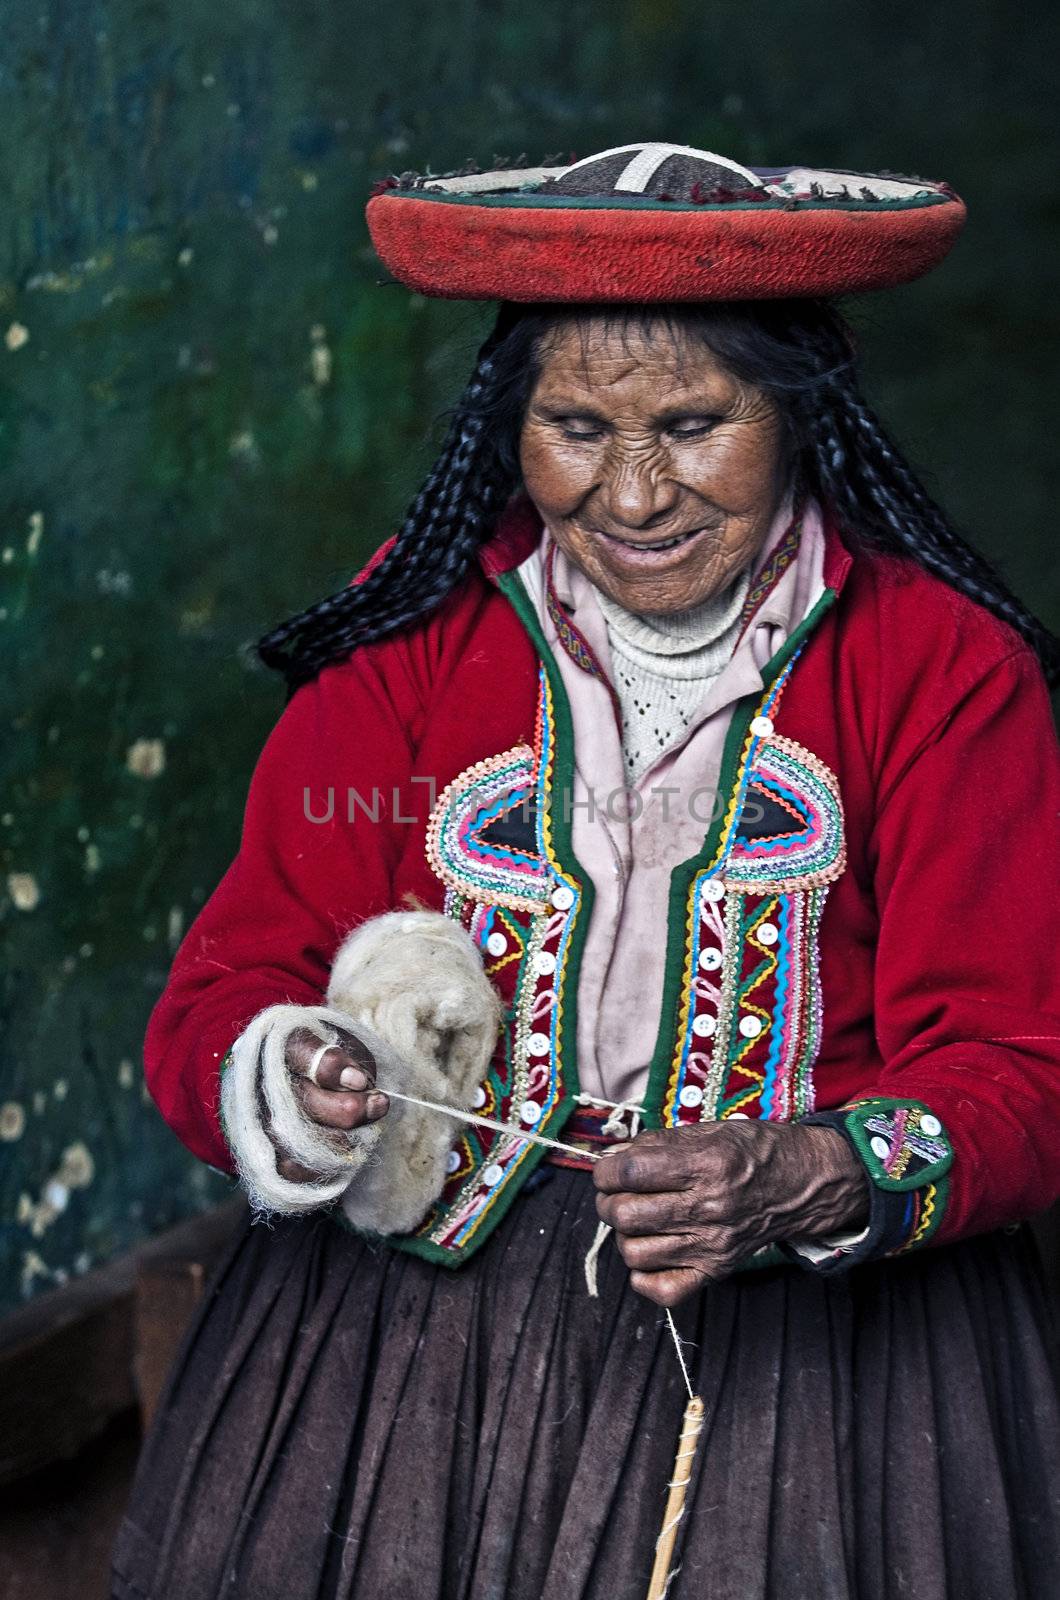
<box><xmin>2</xmin><ymin>0</ymin><xmax>1057</xmax><ymax>1312</ymax></box>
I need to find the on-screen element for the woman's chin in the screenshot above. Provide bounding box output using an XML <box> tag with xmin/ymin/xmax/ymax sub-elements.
<box><xmin>588</xmin><ymin>540</ymin><xmax>735</xmax><ymax>614</ymax></box>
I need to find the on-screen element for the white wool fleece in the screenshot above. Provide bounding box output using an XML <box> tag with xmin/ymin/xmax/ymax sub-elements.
<box><xmin>219</xmin><ymin>911</ymin><xmax>502</xmax><ymax>1234</ymax></box>
<box><xmin>329</xmin><ymin>911</ymin><xmax>502</xmax><ymax>1236</ymax></box>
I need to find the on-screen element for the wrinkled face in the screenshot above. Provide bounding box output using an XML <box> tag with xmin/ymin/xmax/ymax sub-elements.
<box><xmin>518</xmin><ymin>316</ymin><xmax>791</xmax><ymax>615</ymax></box>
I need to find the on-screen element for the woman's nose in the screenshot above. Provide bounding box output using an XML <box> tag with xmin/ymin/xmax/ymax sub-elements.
<box><xmin>600</xmin><ymin>450</ymin><xmax>680</xmax><ymax>529</ymax></box>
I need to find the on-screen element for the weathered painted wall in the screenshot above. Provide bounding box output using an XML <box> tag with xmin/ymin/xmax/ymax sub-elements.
<box><xmin>2</xmin><ymin>1</ymin><xmax>1057</xmax><ymax>1312</ymax></box>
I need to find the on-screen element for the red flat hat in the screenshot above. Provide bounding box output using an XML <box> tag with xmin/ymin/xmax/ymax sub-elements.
<box><xmin>366</xmin><ymin>142</ymin><xmax>965</xmax><ymax>302</ymax></box>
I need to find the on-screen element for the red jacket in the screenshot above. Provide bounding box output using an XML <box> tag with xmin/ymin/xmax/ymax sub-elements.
<box><xmin>145</xmin><ymin>499</ymin><xmax>1060</xmax><ymax>1267</ymax></box>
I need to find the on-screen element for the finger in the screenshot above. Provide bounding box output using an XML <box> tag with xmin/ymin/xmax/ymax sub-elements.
<box><xmin>613</xmin><ymin>1231</ymin><xmax>695</xmax><ymax>1273</ymax></box>
<box><xmin>595</xmin><ymin>1188</ymin><xmax>693</xmax><ymax>1236</ymax></box>
<box><xmin>593</xmin><ymin>1136</ymin><xmax>697</xmax><ymax>1195</ymax></box>
<box><xmin>275</xmin><ymin>1154</ymin><xmax>330</xmax><ymax>1183</ymax></box>
<box><xmin>629</xmin><ymin>1266</ymin><xmax>707</xmax><ymax>1307</ymax></box>
<box><xmin>287</xmin><ymin>1030</ymin><xmax>376</xmax><ymax>1092</ymax></box>
<box><xmin>293</xmin><ymin>1078</ymin><xmax>389</xmax><ymax>1130</ymax></box>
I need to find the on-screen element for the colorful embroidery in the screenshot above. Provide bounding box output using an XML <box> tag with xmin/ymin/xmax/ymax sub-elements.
<box><xmin>842</xmin><ymin>1098</ymin><xmax>953</xmax><ymax>1190</ymax></box>
<box><xmin>663</xmin><ymin>653</ymin><xmax>844</xmax><ymax>1129</ymax></box>
<box><xmin>414</xmin><ymin>666</ymin><xmax>586</xmax><ymax>1257</ymax></box>
<box><xmin>425</xmin><ymin>744</ymin><xmax>550</xmax><ymax>913</ymax></box>
<box><xmin>544</xmin><ymin>545</ymin><xmax>617</xmax><ymax>704</ymax></box>
<box><xmin>735</xmin><ymin>511</ymin><xmax>803</xmax><ymax>643</ymax></box>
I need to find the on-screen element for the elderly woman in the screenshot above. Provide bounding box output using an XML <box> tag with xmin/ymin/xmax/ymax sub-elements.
<box><xmin>113</xmin><ymin>146</ymin><xmax>1060</xmax><ymax>1600</ymax></box>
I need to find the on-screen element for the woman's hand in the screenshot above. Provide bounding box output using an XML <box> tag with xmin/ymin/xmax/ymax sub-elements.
<box><xmin>593</xmin><ymin>1122</ymin><xmax>869</xmax><ymax>1306</ymax></box>
<box><xmin>265</xmin><ymin>1026</ymin><xmax>390</xmax><ymax>1183</ymax></box>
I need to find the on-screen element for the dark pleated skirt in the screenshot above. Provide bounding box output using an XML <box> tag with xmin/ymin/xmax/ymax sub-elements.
<box><xmin>112</xmin><ymin>1167</ymin><xmax>1060</xmax><ymax>1600</ymax></box>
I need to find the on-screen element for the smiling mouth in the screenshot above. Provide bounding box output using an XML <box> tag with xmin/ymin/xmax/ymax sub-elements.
<box><xmin>593</xmin><ymin>524</ymin><xmax>712</xmax><ymax>554</ymax></box>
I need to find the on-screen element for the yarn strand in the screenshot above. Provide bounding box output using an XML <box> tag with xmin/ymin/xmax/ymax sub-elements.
<box><xmin>378</xmin><ymin>1078</ymin><xmax>706</xmax><ymax>1600</ymax></box>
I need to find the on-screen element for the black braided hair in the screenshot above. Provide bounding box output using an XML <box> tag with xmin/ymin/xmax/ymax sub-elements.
<box><xmin>259</xmin><ymin>298</ymin><xmax>1059</xmax><ymax>692</ymax></box>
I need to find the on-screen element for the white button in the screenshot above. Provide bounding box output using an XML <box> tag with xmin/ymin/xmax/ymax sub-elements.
<box><xmin>445</xmin><ymin>1149</ymin><xmax>462</xmax><ymax>1174</ymax></box>
<box><xmin>678</xmin><ymin>1085</ymin><xmax>703</xmax><ymax>1109</ymax></box>
<box><xmin>520</xmin><ymin>1100</ymin><xmax>542</xmax><ymax>1124</ymax></box>
<box><xmin>920</xmin><ymin>1114</ymin><xmax>942</xmax><ymax>1137</ymax></box>
<box><xmin>486</xmin><ymin>931</ymin><xmax>508</xmax><ymax>957</ymax></box>
<box><xmin>528</xmin><ymin>1032</ymin><xmax>551</xmax><ymax>1057</ymax></box>
<box><xmin>728</xmin><ymin>1112</ymin><xmax>750</xmax><ymax>1120</ymax></box>
<box><xmin>870</xmin><ymin>1135</ymin><xmax>891</xmax><ymax>1161</ymax></box>
<box><xmin>692</xmin><ymin>1013</ymin><xmax>717</xmax><ymax>1038</ymax></box>
<box><xmin>698</xmin><ymin>948</ymin><xmax>722</xmax><ymax>972</ymax></box>
<box><xmin>550</xmin><ymin>884</ymin><xmax>575</xmax><ymax>911</ymax></box>
<box><xmin>472</xmin><ymin>1086</ymin><xmax>487</xmax><ymax>1109</ymax></box>
<box><xmin>750</xmin><ymin>715</ymin><xmax>774</xmax><ymax>738</ymax></box>
<box><xmin>738</xmin><ymin>1015</ymin><xmax>763</xmax><ymax>1039</ymax></box>
<box><xmin>702</xmin><ymin>879</ymin><xmax>725</xmax><ymax>903</ymax></box>
<box><xmin>533</xmin><ymin>951</ymin><xmax>557</xmax><ymax>977</ymax></box>
<box><xmin>482</xmin><ymin>1163</ymin><xmax>505</xmax><ymax>1187</ymax></box>
<box><xmin>757</xmin><ymin>923</ymin><xmax>779</xmax><ymax>946</ymax></box>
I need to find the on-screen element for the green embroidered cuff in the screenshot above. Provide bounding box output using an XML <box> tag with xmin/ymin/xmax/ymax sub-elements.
<box><xmin>841</xmin><ymin>1098</ymin><xmax>953</xmax><ymax>1191</ymax></box>
<box><xmin>784</xmin><ymin>1098</ymin><xmax>952</xmax><ymax>1271</ymax></box>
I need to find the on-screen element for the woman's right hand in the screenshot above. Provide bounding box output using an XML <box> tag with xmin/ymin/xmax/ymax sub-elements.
<box><xmin>268</xmin><ymin>1025</ymin><xmax>390</xmax><ymax>1182</ymax></box>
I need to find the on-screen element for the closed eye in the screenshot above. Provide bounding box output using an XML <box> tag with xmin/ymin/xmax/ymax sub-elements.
<box><xmin>666</xmin><ymin>417</ymin><xmax>723</xmax><ymax>439</ymax></box>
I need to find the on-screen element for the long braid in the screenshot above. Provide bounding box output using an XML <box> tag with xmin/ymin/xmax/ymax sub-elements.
<box><xmin>803</xmin><ymin>374</ymin><xmax>1060</xmax><ymax>682</ymax></box>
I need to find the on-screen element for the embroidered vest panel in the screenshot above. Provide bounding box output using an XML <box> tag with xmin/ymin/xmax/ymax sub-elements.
<box><xmin>391</xmin><ymin>614</ymin><xmax>847</xmax><ymax>1267</ymax></box>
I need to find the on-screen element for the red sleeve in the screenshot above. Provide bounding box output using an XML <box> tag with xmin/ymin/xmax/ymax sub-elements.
<box><xmin>143</xmin><ymin>645</ymin><xmax>417</xmax><ymax>1171</ymax></box>
<box><xmin>836</xmin><ymin>644</ymin><xmax>1060</xmax><ymax>1248</ymax></box>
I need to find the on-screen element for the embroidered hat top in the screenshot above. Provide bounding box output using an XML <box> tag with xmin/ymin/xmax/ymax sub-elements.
<box><xmin>366</xmin><ymin>141</ymin><xmax>965</xmax><ymax>303</ymax></box>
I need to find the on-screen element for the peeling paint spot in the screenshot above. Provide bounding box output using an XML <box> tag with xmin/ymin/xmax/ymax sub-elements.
<box><xmin>1</xmin><ymin>814</ymin><xmax>12</xmax><ymax>826</ymax></box>
<box><xmin>96</xmin><ymin>567</ymin><xmax>133</xmax><ymax>596</ymax></box>
<box><xmin>90</xmin><ymin>643</ymin><xmax>104</xmax><ymax>660</ymax></box>
<box><xmin>309</xmin><ymin>323</ymin><xmax>332</xmax><ymax>386</ymax></box>
<box><xmin>0</xmin><ymin>1102</ymin><xmax>26</xmax><ymax>1141</ymax></box>
<box><xmin>77</xmin><ymin>825</ymin><xmax>90</xmax><ymax>843</ymax></box>
<box><xmin>177</xmin><ymin>247</ymin><xmax>194</xmax><ymax>267</ymax></box>
<box><xmin>59</xmin><ymin>1142</ymin><xmax>95</xmax><ymax>1188</ymax></box>
<box><xmin>32</xmin><ymin>1092</ymin><xmax>46</xmax><ymax>1115</ymax></box>
<box><xmin>8</xmin><ymin>872</ymin><xmax>41</xmax><ymax>911</ymax></box>
<box><xmin>118</xmin><ymin>1059</ymin><xmax>135</xmax><ymax>1088</ymax></box>
<box><xmin>26</xmin><ymin>511</ymin><xmax>44</xmax><ymax>554</ymax></box>
<box><xmin>54</xmin><ymin>1079</ymin><xmax>68</xmax><ymax>1100</ymax></box>
<box><xmin>6</xmin><ymin>321</ymin><xmax>29</xmax><ymax>351</ymax></box>
<box><xmin>302</xmin><ymin>171</ymin><xmax>319</xmax><ymax>191</ymax></box>
<box><xmin>262</xmin><ymin>223</ymin><xmax>279</xmax><ymax>246</ymax></box>
<box><xmin>229</xmin><ymin>429</ymin><xmax>258</xmax><ymax>463</ymax></box>
<box><xmin>79</xmin><ymin>941</ymin><xmax>94</xmax><ymax>958</ymax></box>
<box><xmin>20</xmin><ymin>1141</ymin><xmax>95</xmax><ymax>1238</ymax></box>
<box><xmin>126</xmin><ymin>738</ymin><xmax>166</xmax><ymax>778</ymax></box>
<box><xmin>21</xmin><ymin>1252</ymin><xmax>49</xmax><ymax>1294</ymax></box>
<box><xmin>84</xmin><ymin>843</ymin><xmax>101</xmax><ymax>873</ymax></box>
<box><xmin>167</xmin><ymin>905</ymin><xmax>184</xmax><ymax>946</ymax></box>
<box><xmin>2</xmin><ymin>547</ymin><xmax>14</xmax><ymax>564</ymax></box>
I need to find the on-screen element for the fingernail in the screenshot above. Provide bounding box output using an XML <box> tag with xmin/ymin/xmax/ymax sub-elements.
<box><xmin>340</xmin><ymin>1066</ymin><xmax>368</xmax><ymax>1090</ymax></box>
<box><xmin>366</xmin><ymin>1092</ymin><xmax>389</xmax><ymax>1119</ymax></box>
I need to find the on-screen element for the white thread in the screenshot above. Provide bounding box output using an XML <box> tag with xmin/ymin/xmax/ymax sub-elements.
<box><xmin>307</xmin><ymin>1035</ymin><xmax>338</xmax><ymax>1085</ymax></box>
<box><xmin>584</xmin><ymin>1219</ymin><xmax>612</xmax><ymax>1298</ymax></box>
<box><xmin>666</xmin><ymin>1308</ymin><xmax>696</xmax><ymax>1402</ymax></box>
<box><xmin>381</xmin><ymin>1083</ymin><xmax>697</xmax><ymax>1411</ymax></box>
<box><xmin>381</xmin><ymin>1086</ymin><xmax>606</xmax><ymax>1162</ymax></box>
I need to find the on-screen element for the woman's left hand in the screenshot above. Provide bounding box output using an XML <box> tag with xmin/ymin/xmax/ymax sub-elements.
<box><xmin>593</xmin><ymin>1122</ymin><xmax>869</xmax><ymax>1306</ymax></box>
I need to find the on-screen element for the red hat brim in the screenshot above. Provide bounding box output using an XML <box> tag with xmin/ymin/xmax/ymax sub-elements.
<box><xmin>366</xmin><ymin>191</ymin><xmax>966</xmax><ymax>302</ymax></box>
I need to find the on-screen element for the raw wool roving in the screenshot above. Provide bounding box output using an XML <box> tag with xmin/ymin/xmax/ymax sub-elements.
<box><xmin>219</xmin><ymin>911</ymin><xmax>502</xmax><ymax>1233</ymax></box>
<box><xmin>329</xmin><ymin>910</ymin><xmax>503</xmax><ymax>1235</ymax></box>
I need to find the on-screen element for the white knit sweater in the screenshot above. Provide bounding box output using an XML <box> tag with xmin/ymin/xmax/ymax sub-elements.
<box><xmin>595</xmin><ymin>566</ymin><xmax>752</xmax><ymax>784</ymax></box>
